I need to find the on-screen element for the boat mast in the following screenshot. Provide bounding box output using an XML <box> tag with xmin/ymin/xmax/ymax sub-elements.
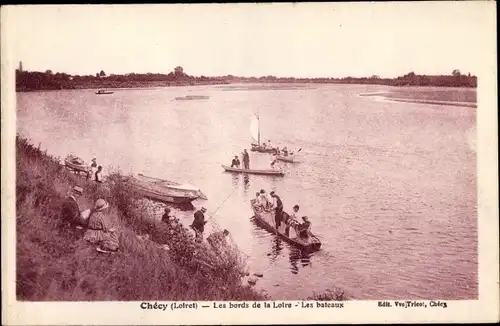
<box><xmin>257</xmin><ymin>111</ymin><xmax>260</xmax><ymax>145</ymax></box>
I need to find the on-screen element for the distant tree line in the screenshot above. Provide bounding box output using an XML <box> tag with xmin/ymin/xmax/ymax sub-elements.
<box><xmin>15</xmin><ymin>67</ymin><xmax>477</xmax><ymax>92</ymax></box>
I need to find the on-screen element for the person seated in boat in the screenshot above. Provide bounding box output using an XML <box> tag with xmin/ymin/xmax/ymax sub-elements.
<box><xmin>262</xmin><ymin>142</ymin><xmax>267</xmax><ymax>149</ymax></box>
<box><xmin>282</xmin><ymin>147</ymin><xmax>289</xmax><ymax>156</ymax></box>
<box><xmin>231</xmin><ymin>156</ymin><xmax>241</xmax><ymax>168</ymax></box>
<box><xmin>297</xmin><ymin>216</ymin><xmax>311</xmax><ymax>239</ymax></box>
<box><xmin>267</xmin><ymin>140</ymin><xmax>273</xmax><ymax>149</ymax></box>
<box><xmin>94</xmin><ymin>166</ymin><xmax>103</xmax><ymax>183</ymax></box>
<box><xmin>258</xmin><ymin>189</ymin><xmax>271</xmax><ymax>210</ymax></box>
<box><xmin>270</xmin><ymin>158</ymin><xmax>281</xmax><ymax>171</ymax></box>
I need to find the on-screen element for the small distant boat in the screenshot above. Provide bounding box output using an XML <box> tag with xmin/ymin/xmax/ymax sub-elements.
<box><xmin>95</xmin><ymin>90</ymin><xmax>114</xmax><ymax>95</ymax></box>
<box><xmin>275</xmin><ymin>155</ymin><xmax>296</xmax><ymax>163</ymax></box>
<box><xmin>249</xmin><ymin>110</ymin><xmax>279</xmax><ymax>153</ymax></box>
<box><xmin>64</xmin><ymin>154</ymin><xmax>90</xmax><ymax>173</ymax></box>
<box><xmin>125</xmin><ymin>174</ymin><xmax>206</xmax><ymax>205</ymax></box>
<box><xmin>221</xmin><ymin>165</ymin><xmax>284</xmax><ymax>176</ymax></box>
<box><xmin>175</xmin><ymin>95</ymin><xmax>210</xmax><ymax>100</ymax></box>
<box><xmin>250</xmin><ymin>199</ymin><xmax>321</xmax><ymax>251</ymax></box>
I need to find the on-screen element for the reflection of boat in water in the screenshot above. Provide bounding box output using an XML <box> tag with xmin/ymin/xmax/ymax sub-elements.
<box><xmin>95</xmin><ymin>89</ymin><xmax>114</xmax><ymax>95</ymax></box>
<box><xmin>289</xmin><ymin>247</ymin><xmax>313</xmax><ymax>274</ymax></box>
<box><xmin>222</xmin><ymin>165</ymin><xmax>284</xmax><ymax>176</ymax></box>
<box><xmin>124</xmin><ymin>173</ymin><xmax>206</xmax><ymax>206</ymax></box>
<box><xmin>64</xmin><ymin>154</ymin><xmax>90</xmax><ymax>173</ymax></box>
<box><xmin>175</xmin><ymin>95</ymin><xmax>210</xmax><ymax>100</ymax></box>
<box><xmin>250</xmin><ymin>199</ymin><xmax>321</xmax><ymax>251</ymax></box>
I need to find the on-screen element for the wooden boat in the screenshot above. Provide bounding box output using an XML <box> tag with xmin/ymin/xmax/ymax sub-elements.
<box><xmin>136</xmin><ymin>173</ymin><xmax>207</xmax><ymax>200</ymax></box>
<box><xmin>249</xmin><ymin>111</ymin><xmax>279</xmax><ymax>153</ymax></box>
<box><xmin>64</xmin><ymin>154</ymin><xmax>90</xmax><ymax>173</ymax></box>
<box><xmin>175</xmin><ymin>95</ymin><xmax>210</xmax><ymax>100</ymax></box>
<box><xmin>221</xmin><ymin>165</ymin><xmax>285</xmax><ymax>176</ymax></box>
<box><xmin>95</xmin><ymin>90</ymin><xmax>114</xmax><ymax>95</ymax></box>
<box><xmin>250</xmin><ymin>199</ymin><xmax>321</xmax><ymax>251</ymax></box>
<box><xmin>250</xmin><ymin>143</ymin><xmax>276</xmax><ymax>153</ymax></box>
<box><xmin>275</xmin><ymin>154</ymin><xmax>296</xmax><ymax>163</ymax></box>
<box><xmin>125</xmin><ymin>174</ymin><xmax>202</xmax><ymax>205</ymax></box>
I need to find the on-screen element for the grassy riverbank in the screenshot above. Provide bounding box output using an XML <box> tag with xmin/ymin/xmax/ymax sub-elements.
<box><xmin>15</xmin><ymin>135</ymin><xmax>348</xmax><ymax>301</ymax></box>
<box><xmin>15</xmin><ymin>135</ymin><xmax>263</xmax><ymax>301</ymax></box>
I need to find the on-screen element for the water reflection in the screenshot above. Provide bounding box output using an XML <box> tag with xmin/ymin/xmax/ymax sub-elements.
<box><xmin>289</xmin><ymin>247</ymin><xmax>313</xmax><ymax>274</ymax></box>
<box><xmin>231</xmin><ymin>174</ymin><xmax>239</xmax><ymax>187</ymax></box>
<box><xmin>267</xmin><ymin>237</ymin><xmax>284</xmax><ymax>261</ymax></box>
<box><xmin>243</xmin><ymin>174</ymin><xmax>250</xmax><ymax>193</ymax></box>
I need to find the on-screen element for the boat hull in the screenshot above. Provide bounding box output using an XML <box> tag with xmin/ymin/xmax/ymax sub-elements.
<box><xmin>64</xmin><ymin>156</ymin><xmax>89</xmax><ymax>173</ymax></box>
<box><xmin>250</xmin><ymin>144</ymin><xmax>276</xmax><ymax>153</ymax></box>
<box><xmin>221</xmin><ymin>165</ymin><xmax>284</xmax><ymax>176</ymax></box>
<box><xmin>126</xmin><ymin>174</ymin><xmax>199</xmax><ymax>205</ymax></box>
<box><xmin>136</xmin><ymin>173</ymin><xmax>207</xmax><ymax>200</ymax></box>
<box><xmin>250</xmin><ymin>200</ymin><xmax>321</xmax><ymax>251</ymax></box>
<box><xmin>275</xmin><ymin>155</ymin><xmax>295</xmax><ymax>163</ymax></box>
<box><xmin>95</xmin><ymin>91</ymin><xmax>114</xmax><ymax>95</ymax></box>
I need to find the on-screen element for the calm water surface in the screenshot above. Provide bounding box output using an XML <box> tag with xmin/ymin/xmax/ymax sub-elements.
<box><xmin>17</xmin><ymin>84</ymin><xmax>477</xmax><ymax>300</ymax></box>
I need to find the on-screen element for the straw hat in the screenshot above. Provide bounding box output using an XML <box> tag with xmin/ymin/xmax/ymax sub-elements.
<box><xmin>94</xmin><ymin>199</ymin><xmax>109</xmax><ymax>211</ymax></box>
<box><xmin>72</xmin><ymin>186</ymin><xmax>83</xmax><ymax>195</ymax></box>
<box><xmin>201</xmin><ymin>207</ymin><xmax>207</xmax><ymax>212</ymax></box>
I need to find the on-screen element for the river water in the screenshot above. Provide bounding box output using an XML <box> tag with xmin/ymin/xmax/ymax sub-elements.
<box><xmin>16</xmin><ymin>84</ymin><xmax>477</xmax><ymax>300</ymax></box>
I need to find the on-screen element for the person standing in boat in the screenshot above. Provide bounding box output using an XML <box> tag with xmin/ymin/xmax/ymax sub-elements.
<box><xmin>270</xmin><ymin>191</ymin><xmax>284</xmax><ymax>230</ymax></box>
<box><xmin>242</xmin><ymin>149</ymin><xmax>250</xmax><ymax>169</ymax></box>
<box><xmin>231</xmin><ymin>155</ymin><xmax>241</xmax><ymax>168</ymax></box>
<box><xmin>191</xmin><ymin>207</ymin><xmax>207</xmax><ymax>242</ymax></box>
<box><xmin>258</xmin><ymin>189</ymin><xmax>270</xmax><ymax>210</ymax></box>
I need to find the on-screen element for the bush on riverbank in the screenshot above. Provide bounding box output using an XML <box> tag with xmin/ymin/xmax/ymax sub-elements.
<box><xmin>15</xmin><ymin>135</ymin><xmax>262</xmax><ymax>301</ymax></box>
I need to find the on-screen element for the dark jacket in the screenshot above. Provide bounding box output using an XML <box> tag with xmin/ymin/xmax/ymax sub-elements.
<box><xmin>274</xmin><ymin>195</ymin><xmax>283</xmax><ymax>212</ymax></box>
<box><xmin>61</xmin><ymin>196</ymin><xmax>80</xmax><ymax>226</ymax></box>
<box><xmin>231</xmin><ymin>158</ymin><xmax>240</xmax><ymax>167</ymax></box>
<box><xmin>242</xmin><ymin>152</ymin><xmax>250</xmax><ymax>163</ymax></box>
<box><xmin>192</xmin><ymin>210</ymin><xmax>206</xmax><ymax>232</ymax></box>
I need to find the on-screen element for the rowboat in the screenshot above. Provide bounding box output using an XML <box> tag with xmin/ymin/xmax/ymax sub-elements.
<box><xmin>250</xmin><ymin>199</ymin><xmax>321</xmax><ymax>251</ymax></box>
<box><xmin>125</xmin><ymin>174</ymin><xmax>204</xmax><ymax>205</ymax></box>
<box><xmin>136</xmin><ymin>173</ymin><xmax>207</xmax><ymax>200</ymax></box>
<box><xmin>221</xmin><ymin>165</ymin><xmax>285</xmax><ymax>176</ymax></box>
<box><xmin>250</xmin><ymin>143</ymin><xmax>277</xmax><ymax>153</ymax></box>
<box><xmin>95</xmin><ymin>90</ymin><xmax>114</xmax><ymax>95</ymax></box>
<box><xmin>64</xmin><ymin>154</ymin><xmax>90</xmax><ymax>173</ymax></box>
<box><xmin>275</xmin><ymin>154</ymin><xmax>296</xmax><ymax>163</ymax></box>
<box><xmin>175</xmin><ymin>95</ymin><xmax>210</xmax><ymax>100</ymax></box>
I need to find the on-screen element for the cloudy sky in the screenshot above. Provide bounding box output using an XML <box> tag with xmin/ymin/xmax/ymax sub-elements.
<box><xmin>4</xmin><ymin>2</ymin><xmax>495</xmax><ymax>78</ymax></box>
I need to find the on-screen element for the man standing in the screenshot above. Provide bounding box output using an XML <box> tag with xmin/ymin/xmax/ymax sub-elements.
<box><xmin>191</xmin><ymin>207</ymin><xmax>207</xmax><ymax>242</ymax></box>
<box><xmin>242</xmin><ymin>149</ymin><xmax>250</xmax><ymax>169</ymax></box>
<box><xmin>60</xmin><ymin>186</ymin><xmax>85</xmax><ymax>231</ymax></box>
<box><xmin>270</xmin><ymin>191</ymin><xmax>283</xmax><ymax>230</ymax></box>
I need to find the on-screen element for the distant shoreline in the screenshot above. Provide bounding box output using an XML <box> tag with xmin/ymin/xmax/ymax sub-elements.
<box><xmin>15</xmin><ymin>69</ymin><xmax>478</xmax><ymax>92</ymax></box>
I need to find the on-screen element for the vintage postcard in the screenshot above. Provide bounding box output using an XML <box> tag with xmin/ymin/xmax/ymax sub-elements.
<box><xmin>1</xmin><ymin>2</ymin><xmax>498</xmax><ymax>325</ymax></box>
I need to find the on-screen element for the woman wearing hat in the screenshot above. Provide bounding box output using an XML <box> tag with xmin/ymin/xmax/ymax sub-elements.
<box><xmin>84</xmin><ymin>198</ymin><xmax>119</xmax><ymax>252</ymax></box>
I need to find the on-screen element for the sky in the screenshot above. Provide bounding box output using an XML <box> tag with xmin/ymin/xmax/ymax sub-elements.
<box><xmin>3</xmin><ymin>2</ymin><xmax>496</xmax><ymax>78</ymax></box>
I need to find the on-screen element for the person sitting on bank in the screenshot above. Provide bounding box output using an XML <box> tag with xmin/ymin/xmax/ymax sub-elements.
<box><xmin>95</xmin><ymin>166</ymin><xmax>103</xmax><ymax>183</ymax></box>
<box><xmin>207</xmin><ymin>229</ymin><xmax>230</xmax><ymax>253</ymax></box>
<box><xmin>60</xmin><ymin>186</ymin><xmax>87</xmax><ymax>232</ymax></box>
<box><xmin>231</xmin><ymin>155</ymin><xmax>241</xmax><ymax>168</ymax></box>
<box><xmin>84</xmin><ymin>199</ymin><xmax>120</xmax><ymax>253</ymax></box>
<box><xmin>162</xmin><ymin>207</ymin><xmax>173</xmax><ymax>224</ymax></box>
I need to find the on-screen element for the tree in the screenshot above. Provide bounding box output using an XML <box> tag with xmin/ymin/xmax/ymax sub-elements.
<box><xmin>99</xmin><ymin>70</ymin><xmax>106</xmax><ymax>77</ymax></box>
<box><xmin>452</xmin><ymin>69</ymin><xmax>461</xmax><ymax>76</ymax></box>
<box><xmin>174</xmin><ymin>66</ymin><xmax>184</xmax><ymax>76</ymax></box>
